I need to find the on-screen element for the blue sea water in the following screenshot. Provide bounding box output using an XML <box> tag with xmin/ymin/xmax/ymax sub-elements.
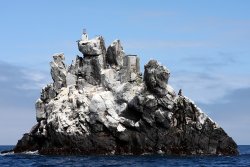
<box><xmin>0</xmin><ymin>145</ymin><xmax>250</xmax><ymax>167</ymax></box>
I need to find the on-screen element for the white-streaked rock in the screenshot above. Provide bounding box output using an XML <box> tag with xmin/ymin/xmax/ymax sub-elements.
<box><xmin>117</xmin><ymin>124</ymin><xmax>126</xmax><ymax>132</ymax></box>
<box><xmin>106</xmin><ymin>40</ymin><xmax>125</xmax><ymax>67</ymax></box>
<box><xmin>35</xmin><ymin>99</ymin><xmax>46</xmax><ymax>121</ymax></box>
<box><xmin>78</xmin><ymin>36</ymin><xmax>104</xmax><ymax>56</ymax></box>
<box><xmin>14</xmin><ymin>35</ymin><xmax>237</xmax><ymax>156</ymax></box>
<box><xmin>66</xmin><ymin>73</ymin><xmax>76</xmax><ymax>86</ymax></box>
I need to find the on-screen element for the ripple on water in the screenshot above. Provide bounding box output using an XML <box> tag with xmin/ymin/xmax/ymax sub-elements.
<box><xmin>0</xmin><ymin>146</ymin><xmax>250</xmax><ymax>167</ymax></box>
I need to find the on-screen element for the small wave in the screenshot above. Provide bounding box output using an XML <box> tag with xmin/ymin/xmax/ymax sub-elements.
<box><xmin>1</xmin><ymin>150</ymin><xmax>40</xmax><ymax>156</ymax></box>
<box><xmin>240</xmin><ymin>153</ymin><xmax>250</xmax><ymax>156</ymax></box>
<box><xmin>21</xmin><ymin>150</ymin><xmax>39</xmax><ymax>155</ymax></box>
<box><xmin>0</xmin><ymin>151</ymin><xmax>14</xmax><ymax>156</ymax></box>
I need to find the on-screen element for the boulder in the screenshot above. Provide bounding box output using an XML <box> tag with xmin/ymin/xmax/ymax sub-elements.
<box><xmin>35</xmin><ymin>99</ymin><xmax>46</xmax><ymax>121</ymax></box>
<box><xmin>78</xmin><ymin>36</ymin><xmax>106</xmax><ymax>56</ymax></box>
<box><xmin>50</xmin><ymin>53</ymin><xmax>67</xmax><ymax>92</ymax></box>
<box><xmin>106</xmin><ymin>40</ymin><xmax>125</xmax><ymax>68</ymax></box>
<box><xmin>144</xmin><ymin>60</ymin><xmax>170</xmax><ymax>97</ymax></box>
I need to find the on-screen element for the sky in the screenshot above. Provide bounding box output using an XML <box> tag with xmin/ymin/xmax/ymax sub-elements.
<box><xmin>0</xmin><ymin>0</ymin><xmax>249</xmax><ymax>145</ymax></box>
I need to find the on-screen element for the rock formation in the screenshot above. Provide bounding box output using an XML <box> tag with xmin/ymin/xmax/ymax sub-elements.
<box><xmin>11</xmin><ymin>34</ymin><xmax>238</xmax><ymax>155</ymax></box>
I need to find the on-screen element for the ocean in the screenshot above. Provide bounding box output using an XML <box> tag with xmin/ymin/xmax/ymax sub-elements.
<box><xmin>0</xmin><ymin>145</ymin><xmax>250</xmax><ymax>167</ymax></box>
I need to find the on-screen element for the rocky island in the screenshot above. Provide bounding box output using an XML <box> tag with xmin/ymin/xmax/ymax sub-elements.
<box><xmin>10</xmin><ymin>32</ymin><xmax>238</xmax><ymax>155</ymax></box>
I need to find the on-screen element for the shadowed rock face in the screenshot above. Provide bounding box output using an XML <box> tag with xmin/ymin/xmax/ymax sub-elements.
<box><xmin>11</xmin><ymin>35</ymin><xmax>238</xmax><ymax>156</ymax></box>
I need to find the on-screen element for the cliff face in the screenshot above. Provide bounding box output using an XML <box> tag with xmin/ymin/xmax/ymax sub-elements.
<box><xmin>13</xmin><ymin>35</ymin><xmax>238</xmax><ymax>155</ymax></box>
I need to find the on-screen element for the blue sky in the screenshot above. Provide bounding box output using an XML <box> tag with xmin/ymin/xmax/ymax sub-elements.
<box><xmin>0</xmin><ymin>0</ymin><xmax>250</xmax><ymax>145</ymax></box>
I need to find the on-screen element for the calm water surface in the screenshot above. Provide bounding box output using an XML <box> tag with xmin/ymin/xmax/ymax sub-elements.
<box><xmin>0</xmin><ymin>145</ymin><xmax>249</xmax><ymax>167</ymax></box>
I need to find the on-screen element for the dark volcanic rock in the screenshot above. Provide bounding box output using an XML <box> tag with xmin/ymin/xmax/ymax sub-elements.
<box><xmin>10</xmin><ymin>34</ymin><xmax>238</xmax><ymax>156</ymax></box>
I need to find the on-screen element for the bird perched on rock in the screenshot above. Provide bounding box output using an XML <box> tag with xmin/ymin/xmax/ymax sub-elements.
<box><xmin>178</xmin><ymin>89</ymin><xmax>182</xmax><ymax>96</ymax></box>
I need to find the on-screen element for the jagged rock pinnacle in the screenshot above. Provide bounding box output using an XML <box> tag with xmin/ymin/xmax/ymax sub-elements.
<box><xmin>12</xmin><ymin>34</ymin><xmax>238</xmax><ymax>156</ymax></box>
